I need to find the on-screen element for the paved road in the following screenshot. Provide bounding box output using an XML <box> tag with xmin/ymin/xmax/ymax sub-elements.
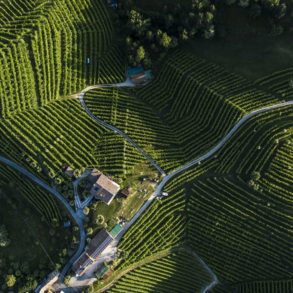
<box><xmin>113</xmin><ymin>99</ymin><xmax>293</xmax><ymax>243</ymax></box>
<box><xmin>0</xmin><ymin>156</ymin><xmax>86</xmax><ymax>282</ymax></box>
<box><xmin>78</xmin><ymin>81</ymin><xmax>166</xmax><ymax>176</ymax></box>
<box><xmin>77</xmin><ymin>84</ymin><xmax>293</xmax><ymax>290</ymax></box>
<box><xmin>160</xmin><ymin>100</ymin><xmax>293</xmax><ymax>183</ymax></box>
<box><xmin>73</xmin><ymin>169</ymin><xmax>92</xmax><ymax>209</ymax></box>
<box><xmin>1</xmin><ymin>82</ymin><xmax>291</xmax><ymax>291</ymax></box>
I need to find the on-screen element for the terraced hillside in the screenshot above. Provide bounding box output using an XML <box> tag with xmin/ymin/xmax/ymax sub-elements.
<box><xmin>256</xmin><ymin>68</ymin><xmax>293</xmax><ymax>100</ymax></box>
<box><xmin>107</xmin><ymin>249</ymin><xmax>213</xmax><ymax>293</ymax></box>
<box><xmin>0</xmin><ymin>0</ymin><xmax>124</xmax><ymax>117</ymax></box>
<box><xmin>229</xmin><ymin>278</ymin><xmax>293</xmax><ymax>293</ymax></box>
<box><xmin>0</xmin><ymin>98</ymin><xmax>146</xmax><ymax>179</ymax></box>
<box><xmin>95</xmin><ymin>105</ymin><xmax>292</xmax><ymax>292</ymax></box>
<box><xmin>84</xmin><ymin>50</ymin><xmax>287</xmax><ymax>172</ymax></box>
<box><xmin>0</xmin><ymin>163</ymin><xmax>62</xmax><ymax>222</ymax></box>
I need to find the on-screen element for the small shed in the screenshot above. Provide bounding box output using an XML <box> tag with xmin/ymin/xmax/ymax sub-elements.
<box><xmin>119</xmin><ymin>187</ymin><xmax>131</xmax><ymax>198</ymax></box>
<box><xmin>127</xmin><ymin>67</ymin><xmax>153</xmax><ymax>85</ymax></box>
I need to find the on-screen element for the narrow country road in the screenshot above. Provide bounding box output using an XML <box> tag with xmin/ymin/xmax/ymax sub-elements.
<box><xmin>1</xmin><ymin>74</ymin><xmax>291</xmax><ymax>292</ymax></box>
<box><xmin>90</xmin><ymin>97</ymin><xmax>293</xmax><ymax>243</ymax></box>
<box><xmin>78</xmin><ymin>81</ymin><xmax>166</xmax><ymax>176</ymax></box>
<box><xmin>76</xmin><ymin>80</ymin><xmax>292</xmax><ymax>291</ymax></box>
<box><xmin>0</xmin><ymin>156</ymin><xmax>86</xmax><ymax>281</ymax></box>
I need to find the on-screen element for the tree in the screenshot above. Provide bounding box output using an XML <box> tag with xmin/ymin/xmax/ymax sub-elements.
<box><xmin>64</xmin><ymin>275</ymin><xmax>71</xmax><ymax>286</ymax></box>
<box><xmin>170</xmin><ymin>37</ymin><xmax>179</xmax><ymax>48</ymax></box>
<box><xmin>146</xmin><ymin>30</ymin><xmax>153</xmax><ymax>41</ymax></box>
<box><xmin>204</xmin><ymin>25</ymin><xmax>215</xmax><ymax>39</ymax></box>
<box><xmin>83</xmin><ymin>207</ymin><xmax>90</xmax><ymax>215</ymax></box>
<box><xmin>274</xmin><ymin>3</ymin><xmax>287</xmax><ymax>19</ymax></box>
<box><xmin>73</xmin><ymin>169</ymin><xmax>81</xmax><ymax>178</ymax></box>
<box><xmin>161</xmin><ymin>32</ymin><xmax>172</xmax><ymax>48</ymax></box>
<box><xmin>87</xmin><ymin>227</ymin><xmax>93</xmax><ymax>235</ymax></box>
<box><xmin>136</xmin><ymin>46</ymin><xmax>145</xmax><ymax>62</ymax></box>
<box><xmin>250</xmin><ymin>4</ymin><xmax>262</xmax><ymax>18</ymax></box>
<box><xmin>239</xmin><ymin>0</ymin><xmax>250</xmax><ymax>8</ymax></box>
<box><xmin>0</xmin><ymin>225</ymin><xmax>10</xmax><ymax>247</ymax></box>
<box><xmin>251</xmin><ymin>171</ymin><xmax>261</xmax><ymax>181</ymax></box>
<box><xmin>6</xmin><ymin>274</ymin><xmax>16</xmax><ymax>287</ymax></box>
<box><xmin>205</xmin><ymin>11</ymin><xmax>214</xmax><ymax>23</ymax></box>
<box><xmin>180</xmin><ymin>29</ymin><xmax>189</xmax><ymax>41</ymax></box>
<box><xmin>19</xmin><ymin>278</ymin><xmax>37</xmax><ymax>293</ymax></box>
<box><xmin>128</xmin><ymin>10</ymin><xmax>150</xmax><ymax>34</ymax></box>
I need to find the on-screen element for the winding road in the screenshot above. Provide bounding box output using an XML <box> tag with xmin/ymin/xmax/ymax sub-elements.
<box><xmin>77</xmin><ymin>82</ymin><xmax>292</xmax><ymax>291</ymax></box>
<box><xmin>79</xmin><ymin>80</ymin><xmax>166</xmax><ymax>176</ymax></box>
<box><xmin>79</xmin><ymin>83</ymin><xmax>293</xmax><ymax>233</ymax></box>
<box><xmin>0</xmin><ymin>78</ymin><xmax>292</xmax><ymax>292</ymax></box>
<box><xmin>0</xmin><ymin>156</ymin><xmax>86</xmax><ymax>282</ymax></box>
<box><xmin>109</xmin><ymin>100</ymin><xmax>293</xmax><ymax>243</ymax></box>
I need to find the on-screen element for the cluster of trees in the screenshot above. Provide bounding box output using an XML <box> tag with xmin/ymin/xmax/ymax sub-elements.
<box><xmin>115</xmin><ymin>0</ymin><xmax>292</xmax><ymax>67</ymax></box>
<box><xmin>0</xmin><ymin>265</ymin><xmax>37</xmax><ymax>292</ymax></box>
<box><xmin>118</xmin><ymin>1</ymin><xmax>217</xmax><ymax>67</ymax></box>
<box><xmin>227</xmin><ymin>0</ymin><xmax>289</xmax><ymax>19</ymax></box>
<box><xmin>226</xmin><ymin>0</ymin><xmax>292</xmax><ymax>35</ymax></box>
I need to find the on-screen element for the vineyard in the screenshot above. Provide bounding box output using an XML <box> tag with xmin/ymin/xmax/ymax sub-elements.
<box><xmin>84</xmin><ymin>49</ymin><xmax>287</xmax><ymax>172</ymax></box>
<box><xmin>99</xmin><ymin>105</ymin><xmax>292</xmax><ymax>292</ymax></box>
<box><xmin>0</xmin><ymin>163</ymin><xmax>76</xmax><ymax>289</ymax></box>
<box><xmin>0</xmin><ymin>0</ymin><xmax>292</xmax><ymax>290</ymax></box>
<box><xmin>230</xmin><ymin>278</ymin><xmax>293</xmax><ymax>293</ymax></box>
<box><xmin>0</xmin><ymin>98</ymin><xmax>146</xmax><ymax>179</ymax></box>
<box><xmin>0</xmin><ymin>0</ymin><xmax>124</xmax><ymax>117</ymax></box>
<box><xmin>107</xmin><ymin>250</ymin><xmax>213</xmax><ymax>293</ymax></box>
<box><xmin>0</xmin><ymin>163</ymin><xmax>62</xmax><ymax>222</ymax></box>
<box><xmin>256</xmin><ymin>68</ymin><xmax>293</xmax><ymax>100</ymax></box>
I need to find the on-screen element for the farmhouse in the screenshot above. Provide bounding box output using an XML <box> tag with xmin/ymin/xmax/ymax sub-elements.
<box><xmin>72</xmin><ymin>229</ymin><xmax>113</xmax><ymax>276</ymax></box>
<box><xmin>90</xmin><ymin>172</ymin><xmax>120</xmax><ymax>205</ymax></box>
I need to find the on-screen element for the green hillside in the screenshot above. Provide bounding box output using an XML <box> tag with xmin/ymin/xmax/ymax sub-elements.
<box><xmin>0</xmin><ymin>0</ymin><xmax>124</xmax><ymax>117</ymax></box>
<box><xmin>94</xmin><ymin>105</ymin><xmax>292</xmax><ymax>292</ymax></box>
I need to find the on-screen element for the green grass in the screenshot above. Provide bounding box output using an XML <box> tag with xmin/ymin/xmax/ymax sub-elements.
<box><xmin>87</xmin><ymin>162</ymin><xmax>158</xmax><ymax>231</ymax></box>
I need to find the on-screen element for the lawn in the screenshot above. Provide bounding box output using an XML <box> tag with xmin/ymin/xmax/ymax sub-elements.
<box><xmin>87</xmin><ymin>162</ymin><xmax>158</xmax><ymax>232</ymax></box>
